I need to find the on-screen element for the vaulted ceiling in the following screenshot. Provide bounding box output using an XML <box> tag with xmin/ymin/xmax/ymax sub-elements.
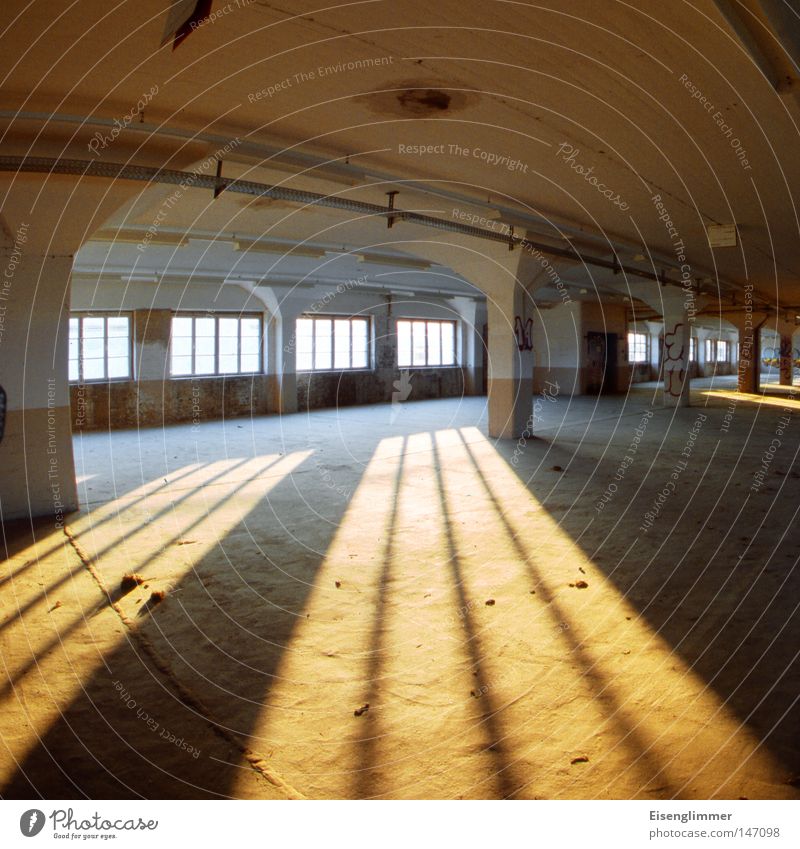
<box><xmin>2</xmin><ymin>0</ymin><xmax>799</xmax><ymax>311</ymax></box>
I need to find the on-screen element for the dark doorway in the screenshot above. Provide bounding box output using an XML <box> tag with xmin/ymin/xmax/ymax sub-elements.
<box><xmin>586</xmin><ymin>332</ymin><xmax>617</xmax><ymax>394</ymax></box>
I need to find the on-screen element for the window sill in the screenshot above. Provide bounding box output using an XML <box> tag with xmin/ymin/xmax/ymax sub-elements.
<box><xmin>297</xmin><ymin>368</ymin><xmax>375</xmax><ymax>375</ymax></box>
<box><xmin>169</xmin><ymin>373</ymin><xmax>265</xmax><ymax>380</ymax></box>
<box><xmin>397</xmin><ymin>365</ymin><xmax>461</xmax><ymax>370</ymax></box>
<box><xmin>70</xmin><ymin>378</ymin><xmax>132</xmax><ymax>386</ymax></box>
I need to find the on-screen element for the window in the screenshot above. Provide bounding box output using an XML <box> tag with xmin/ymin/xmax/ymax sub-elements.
<box><xmin>627</xmin><ymin>332</ymin><xmax>647</xmax><ymax>364</ymax></box>
<box><xmin>397</xmin><ymin>319</ymin><xmax>456</xmax><ymax>367</ymax></box>
<box><xmin>170</xmin><ymin>314</ymin><xmax>262</xmax><ymax>376</ymax></box>
<box><xmin>716</xmin><ymin>339</ymin><xmax>729</xmax><ymax>362</ymax></box>
<box><xmin>689</xmin><ymin>337</ymin><xmax>697</xmax><ymax>362</ymax></box>
<box><xmin>69</xmin><ymin>314</ymin><xmax>131</xmax><ymax>382</ymax></box>
<box><xmin>705</xmin><ymin>339</ymin><xmax>715</xmax><ymax>362</ymax></box>
<box><xmin>296</xmin><ymin>315</ymin><xmax>369</xmax><ymax>371</ymax></box>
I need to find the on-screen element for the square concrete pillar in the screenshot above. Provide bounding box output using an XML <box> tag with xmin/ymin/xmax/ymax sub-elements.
<box><xmin>661</xmin><ymin>300</ymin><xmax>690</xmax><ymax>406</ymax></box>
<box><xmin>0</xmin><ymin>252</ymin><xmax>78</xmax><ymax>521</ymax></box>
<box><xmin>487</xmin><ymin>285</ymin><xmax>534</xmax><ymax>438</ymax></box>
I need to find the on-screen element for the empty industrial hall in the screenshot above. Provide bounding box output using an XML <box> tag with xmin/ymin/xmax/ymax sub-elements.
<box><xmin>1</xmin><ymin>0</ymin><xmax>800</xmax><ymax>815</ymax></box>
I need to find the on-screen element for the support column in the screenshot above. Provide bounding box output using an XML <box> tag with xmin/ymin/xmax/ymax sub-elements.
<box><xmin>254</xmin><ymin>286</ymin><xmax>303</xmax><ymax>415</ymax></box>
<box><xmin>0</xmin><ymin>250</ymin><xmax>78</xmax><ymax>521</ymax></box>
<box><xmin>660</xmin><ymin>299</ymin><xmax>691</xmax><ymax>406</ymax></box>
<box><xmin>735</xmin><ymin>318</ymin><xmax>763</xmax><ymax>394</ymax></box>
<box><xmin>276</xmin><ymin>301</ymin><xmax>305</xmax><ymax>415</ymax></box>
<box><xmin>487</xmin><ymin>283</ymin><xmax>534</xmax><ymax>438</ymax></box>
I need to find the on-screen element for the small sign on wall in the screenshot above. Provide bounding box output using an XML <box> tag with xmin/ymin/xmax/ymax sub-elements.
<box><xmin>707</xmin><ymin>223</ymin><xmax>737</xmax><ymax>248</ymax></box>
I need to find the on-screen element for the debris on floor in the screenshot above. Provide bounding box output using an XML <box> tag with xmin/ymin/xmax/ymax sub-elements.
<box><xmin>354</xmin><ymin>703</ymin><xmax>369</xmax><ymax>717</ymax></box>
<box><xmin>120</xmin><ymin>573</ymin><xmax>146</xmax><ymax>593</ymax></box>
<box><xmin>569</xmin><ymin>580</ymin><xmax>589</xmax><ymax>589</ymax></box>
<box><xmin>570</xmin><ymin>755</ymin><xmax>589</xmax><ymax>764</ymax></box>
<box><xmin>485</xmin><ymin>598</ymin><xmax>496</xmax><ymax>606</ymax></box>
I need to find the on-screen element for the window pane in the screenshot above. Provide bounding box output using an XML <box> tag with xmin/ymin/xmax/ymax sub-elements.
<box><xmin>172</xmin><ymin>355</ymin><xmax>193</xmax><ymax>376</ymax></box>
<box><xmin>219</xmin><ymin>354</ymin><xmax>239</xmax><ymax>374</ymax></box>
<box><xmin>107</xmin><ymin>336</ymin><xmax>128</xmax><ymax>358</ymax></box>
<box><xmin>195</xmin><ymin>354</ymin><xmax>215</xmax><ymax>374</ymax></box>
<box><xmin>240</xmin><ymin>353</ymin><xmax>260</xmax><ymax>372</ymax></box>
<box><xmin>397</xmin><ymin>321</ymin><xmax>411</xmax><ymax>367</ymax></box>
<box><xmin>219</xmin><ymin>336</ymin><xmax>238</xmax><ymax>358</ymax></box>
<box><xmin>83</xmin><ymin>317</ymin><xmax>104</xmax><ymax>338</ymax></box>
<box><xmin>69</xmin><ymin>316</ymin><xmax>79</xmax><ymax>374</ymax></box>
<box><xmin>107</xmin><ymin>317</ymin><xmax>129</xmax><ymax>337</ymax></box>
<box><xmin>428</xmin><ymin>322</ymin><xmax>442</xmax><ymax>366</ymax></box>
<box><xmin>195</xmin><ymin>335</ymin><xmax>215</xmax><ymax>357</ymax></box>
<box><xmin>241</xmin><ymin>335</ymin><xmax>260</xmax><ymax>356</ymax></box>
<box><xmin>315</xmin><ymin>319</ymin><xmax>332</xmax><ymax>369</ymax></box>
<box><xmin>195</xmin><ymin>317</ymin><xmax>215</xmax><ymax>337</ymax></box>
<box><xmin>352</xmin><ymin>319</ymin><xmax>368</xmax><ymax>369</ymax></box>
<box><xmin>412</xmin><ymin>321</ymin><xmax>427</xmax><ymax>366</ymax></box>
<box><xmin>172</xmin><ymin>316</ymin><xmax>193</xmax><ymax>337</ymax></box>
<box><xmin>628</xmin><ymin>332</ymin><xmax>646</xmax><ymax>363</ymax></box>
<box><xmin>334</xmin><ymin>319</ymin><xmax>351</xmax><ymax>369</ymax></box>
<box><xmin>241</xmin><ymin>318</ymin><xmax>260</xmax><ymax>338</ymax></box>
<box><xmin>172</xmin><ymin>336</ymin><xmax>192</xmax><ymax>358</ymax></box>
<box><xmin>107</xmin><ymin>356</ymin><xmax>129</xmax><ymax>379</ymax></box>
<box><xmin>441</xmin><ymin>322</ymin><xmax>455</xmax><ymax>365</ymax></box>
<box><xmin>219</xmin><ymin>318</ymin><xmax>238</xmax><ymax>338</ymax></box>
<box><xmin>83</xmin><ymin>358</ymin><xmax>105</xmax><ymax>381</ymax></box>
<box><xmin>82</xmin><ymin>337</ymin><xmax>104</xmax><ymax>360</ymax></box>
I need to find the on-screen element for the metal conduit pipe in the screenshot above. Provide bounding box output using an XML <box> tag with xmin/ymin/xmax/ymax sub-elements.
<box><xmin>0</xmin><ymin>154</ymin><xmax>680</xmax><ymax>287</ymax></box>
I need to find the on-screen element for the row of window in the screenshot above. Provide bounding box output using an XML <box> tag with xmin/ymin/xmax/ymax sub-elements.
<box><xmin>627</xmin><ymin>333</ymin><xmax>733</xmax><ymax>364</ymax></box>
<box><xmin>68</xmin><ymin>313</ymin><xmax>458</xmax><ymax>382</ymax></box>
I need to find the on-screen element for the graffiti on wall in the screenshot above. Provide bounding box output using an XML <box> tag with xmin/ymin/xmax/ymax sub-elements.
<box><xmin>514</xmin><ymin>316</ymin><xmax>533</xmax><ymax>351</ymax></box>
<box><xmin>663</xmin><ymin>323</ymin><xmax>686</xmax><ymax>398</ymax></box>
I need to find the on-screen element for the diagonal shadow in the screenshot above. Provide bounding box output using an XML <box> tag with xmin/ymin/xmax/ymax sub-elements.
<box><xmin>1</xmin><ymin>445</ymin><xmax>371</xmax><ymax>799</ymax></box>
<box><xmin>353</xmin><ymin>436</ymin><xmax>406</xmax><ymax>799</ymax></box>
<box><xmin>429</xmin><ymin>436</ymin><xmax>525</xmax><ymax>799</ymax></box>
<box><xmin>494</xmin><ymin>399</ymin><xmax>800</xmax><ymax>794</ymax></box>
<box><xmin>456</xmin><ymin>430</ymin><xmax>675</xmax><ymax>798</ymax></box>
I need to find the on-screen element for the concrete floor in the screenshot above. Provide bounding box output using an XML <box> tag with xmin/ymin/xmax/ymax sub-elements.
<box><xmin>1</xmin><ymin>384</ymin><xmax>799</xmax><ymax>799</ymax></box>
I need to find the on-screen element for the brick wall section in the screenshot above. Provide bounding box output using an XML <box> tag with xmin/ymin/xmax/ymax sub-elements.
<box><xmin>296</xmin><ymin>306</ymin><xmax>466</xmax><ymax>411</ymax></box>
<box><xmin>71</xmin><ymin>303</ymin><xmax>469</xmax><ymax>429</ymax></box>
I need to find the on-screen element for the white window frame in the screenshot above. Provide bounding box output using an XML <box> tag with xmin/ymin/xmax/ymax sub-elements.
<box><xmin>627</xmin><ymin>331</ymin><xmax>648</xmax><ymax>364</ymax></box>
<box><xmin>397</xmin><ymin>319</ymin><xmax>458</xmax><ymax>368</ymax></box>
<box><xmin>716</xmin><ymin>339</ymin><xmax>729</xmax><ymax>363</ymax></box>
<box><xmin>170</xmin><ymin>313</ymin><xmax>263</xmax><ymax>377</ymax></box>
<box><xmin>295</xmin><ymin>314</ymin><xmax>371</xmax><ymax>372</ymax></box>
<box><xmin>689</xmin><ymin>336</ymin><xmax>697</xmax><ymax>362</ymax></box>
<box><xmin>69</xmin><ymin>313</ymin><xmax>133</xmax><ymax>383</ymax></box>
<box><xmin>705</xmin><ymin>339</ymin><xmax>715</xmax><ymax>362</ymax></box>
